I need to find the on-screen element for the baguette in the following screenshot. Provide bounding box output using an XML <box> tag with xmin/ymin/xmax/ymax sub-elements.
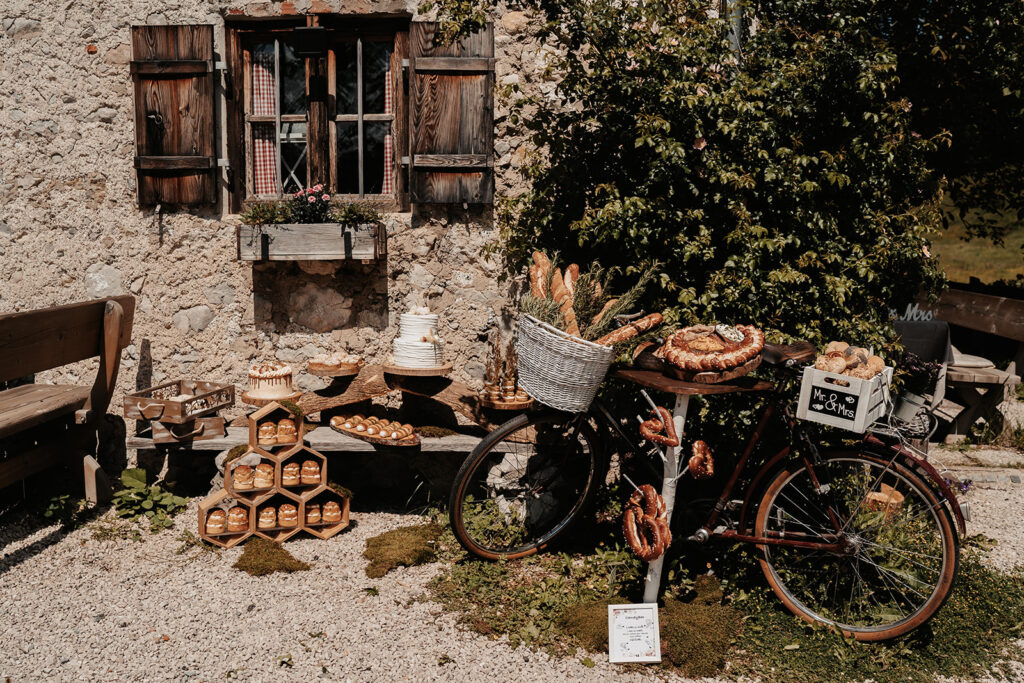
<box><xmin>532</xmin><ymin>251</ymin><xmax>551</xmax><ymax>293</ymax></box>
<box><xmin>564</xmin><ymin>264</ymin><xmax>580</xmax><ymax>299</ymax></box>
<box><xmin>595</xmin><ymin>324</ymin><xmax>640</xmax><ymax>346</ymax></box>
<box><xmin>529</xmin><ymin>264</ymin><xmax>545</xmax><ymax>298</ymax></box>
<box><xmin>550</xmin><ymin>268</ymin><xmax>569</xmax><ymax>304</ymax></box>
<box><xmin>630</xmin><ymin>313</ymin><xmax>663</xmax><ymax>334</ymax></box>
<box><xmin>591</xmin><ymin>298</ymin><xmax>618</xmax><ymax>326</ymax></box>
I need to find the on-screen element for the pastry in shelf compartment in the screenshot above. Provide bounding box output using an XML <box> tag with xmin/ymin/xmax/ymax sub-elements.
<box><xmin>322</xmin><ymin>501</ymin><xmax>342</xmax><ymax>524</ymax></box>
<box><xmin>227</xmin><ymin>506</ymin><xmax>249</xmax><ymax>533</ymax></box>
<box><xmin>282</xmin><ymin>462</ymin><xmax>300</xmax><ymax>487</ymax></box>
<box><xmin>300</xmin><ymin>460</ymin><xmax>321</xmax><ymax>485</ymax></box>
<box><xmin>258</xmin><ymin>422</ymin><xmax>278</xmax><ymax>445</ymax></box>
<box><xmin>233</xmin><ymin>465</ymin><xmax>254</xmax><ymax>491</ymax></box>
<box><xmin>254</xmin><ymin>463</ymin><xmax>275</xmax><ymax>489</ymax></box>
<box><xmin>276</xmin><ymin>418</ymin><xmax>297</xmax><ymax>444</ymax></box>
<box><xmin>206</xmin><ymin>509</ymin><xmax>227</xmax><ymax>535</ymax></box>
<box><xmin>305</xmin><ymin>503</ymin><xmax>321</xmax><ymax>525</ymax></box>
<box><xmin>258</xmin><ymin>506</ymin><xmax>277</xmax><ymax>529</ymax></box>
<box><xmin>278</xmin><ymin>504</ymin><xmax>298</xmax><ymax>528</ymax></box>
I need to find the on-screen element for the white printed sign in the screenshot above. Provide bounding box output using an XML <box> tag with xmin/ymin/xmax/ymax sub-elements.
<box><xmin>608</xmin><ymin>603</ymin><xmax>661</xmax><ymax>663</ymax></box>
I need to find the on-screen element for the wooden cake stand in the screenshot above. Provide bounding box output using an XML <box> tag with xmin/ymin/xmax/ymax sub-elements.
<box><xmin>240</xmin><ymin>390</ymin><xmax>304</xmax><ymax>407</ymax></box>
<box><xmin>307</xmin><ymin>363</ymin><xmax>363</xmax><ymax>378</ymax></box>
<box><xmin>382</xmin><ymin>363</ymin><xmax>453</xmax><ymax>377</ymax></box>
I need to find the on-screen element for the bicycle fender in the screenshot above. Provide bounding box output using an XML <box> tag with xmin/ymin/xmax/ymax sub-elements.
<box><xmin>864</xmin><ymin>436</ymin><xmax>967</xmax><ymax>538</ymax></box>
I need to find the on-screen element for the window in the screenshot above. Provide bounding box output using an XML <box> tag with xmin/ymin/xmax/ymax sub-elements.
<box><xmin>230</xmin><ymin>21</ymin><xmax>405</xmax><ymax>204</ymax></box>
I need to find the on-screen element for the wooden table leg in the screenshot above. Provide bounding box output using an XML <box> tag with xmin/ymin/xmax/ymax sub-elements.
<box><xmin>642</xmin><ymin>394</ymin><xmax>690</xmax><ymax>604</ymax></box>
<box><xmin>949</xmin><ymin>382</ymin><xmax>1005</xmax><ymax>436</ymax></box>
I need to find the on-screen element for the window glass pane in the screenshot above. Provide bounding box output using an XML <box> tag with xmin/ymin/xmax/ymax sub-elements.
<box><xmin>280</xmin><ymin>41</ymin><xmax>306</xmax><ymax>116</ymax></box>
<box><xmin>251</xmin><ymin>43</ymin><xmax>276</xmax><ymax>117</ymax></box>
<box><xmin>363</xmin><ymin>41</ymin><xmax>393</xmax><ymax>114</ymax></box>
<box><xmin>280</xmin><ymin>121</ymin><xmax>307</xmax><ymax>194</ymax></box>
<box><xmin>364</xmin><ymin>121</ymin><xmax>391</xmax><ymax>194</ymax></box>
<box><xmin>335</xmin><ymin>42</ymin><xmax>358</xmax><ymax>115</ymax></box>
<box><xmin>337</xmin><ymin>122</ymin><xmax>359</xmax><ymax>194</ymax></box>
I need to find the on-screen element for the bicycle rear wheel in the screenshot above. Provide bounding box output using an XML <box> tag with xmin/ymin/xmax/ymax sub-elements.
<box><xmin>449</xmin><ymin>412</ymin><xmax>608</xmax><ymax>560</ymax></box>
<box><xmin>755</xmin><ymin>449</ymin><xmax>959</xmax><ymax>641</ymax></box>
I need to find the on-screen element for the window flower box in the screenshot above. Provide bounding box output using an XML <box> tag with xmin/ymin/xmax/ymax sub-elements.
<box><xmin>236</xmin><ymin>222</ymin><xmax>384</xmax><ymax>262</ymax></box>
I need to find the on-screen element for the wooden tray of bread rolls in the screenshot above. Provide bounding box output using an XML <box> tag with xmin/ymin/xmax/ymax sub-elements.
<box><xmin>328</xmin><ymin>415</ymin><xmax>421</xmax><ymax>447</ymax></box>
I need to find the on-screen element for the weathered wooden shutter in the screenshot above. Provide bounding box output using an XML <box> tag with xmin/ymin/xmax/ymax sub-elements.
<box><xmin>131</xmin><ymin>25</ymin><xmax>216</xmax><ymax>206</ymax></box>
<box><xmin>409</xmin><ymin>22</ymin><xmax>494</xmax><ymax>204</ymax></box>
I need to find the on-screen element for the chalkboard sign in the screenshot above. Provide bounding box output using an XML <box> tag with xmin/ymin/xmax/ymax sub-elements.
<box><xmin>806</xmin><ymin>384</ymin><xmax>860</xmax><ymax>421</ymax></box>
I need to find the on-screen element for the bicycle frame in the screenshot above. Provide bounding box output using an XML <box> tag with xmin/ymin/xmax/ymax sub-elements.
<box><xmin>588</xmin><ymin>372</ymin><xmax>967</xmax><ymax>555</ymax></box>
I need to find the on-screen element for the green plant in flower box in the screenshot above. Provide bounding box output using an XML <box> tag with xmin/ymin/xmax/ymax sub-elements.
<box><xmin>112</xmin><ymin>468</ymin><xmax>189</xmax><ymax>533</ymax></box>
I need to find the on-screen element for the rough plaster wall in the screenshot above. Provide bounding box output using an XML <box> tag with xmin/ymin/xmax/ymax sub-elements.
<box><xmin>0</xmin><ymin>0</ymin><xmax>544</xmax><ymax>412</ymax></box>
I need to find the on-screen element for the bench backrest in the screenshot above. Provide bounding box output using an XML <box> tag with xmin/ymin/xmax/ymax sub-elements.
<box><xmin>931</xmin><ymin>288</ymin><xmax>1024</xmax><ymax>343</ymax></box>
<box><xmin>0</xmin><ymin>296</ymin><xmax>135</xmax><ymax>383</ymax></box>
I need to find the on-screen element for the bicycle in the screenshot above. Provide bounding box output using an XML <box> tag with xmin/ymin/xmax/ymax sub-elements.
<box><xmin>449</xmin><ymin>341</ymin><xmax>967</xmax><ymax>641</ymax></box>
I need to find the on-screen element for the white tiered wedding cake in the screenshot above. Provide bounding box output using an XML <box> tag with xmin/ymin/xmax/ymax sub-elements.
<box><xmin>392</xmin><ymin>306</ymin><xmax>445</xmax><ymax>368</ymax></box>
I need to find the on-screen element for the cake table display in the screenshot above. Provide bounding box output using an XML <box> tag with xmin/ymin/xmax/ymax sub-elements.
<box><xmin>384</xmin><ymin>306</ymin><xmax>452</xmax><ymax>376</ymax></box>
<box><xmin>242</xmin><ymin>360</ymin><xmax>303</xmax><ymax>406</ymax></box>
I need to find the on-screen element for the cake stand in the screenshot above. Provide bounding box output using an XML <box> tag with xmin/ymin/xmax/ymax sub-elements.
<box><xmin>307</xmin><ymin>362</ymin><xmax>363</xmax><ymax>378</ymax></box>
<box><xmin>240</xmin><ymin>390</ymin><xmax>304</xmax><ymax>407</ymax></box>
<box><xmin>382</xmin><ymin>363</ymin><xmax>453</xmax><ymax>377</ymax></box>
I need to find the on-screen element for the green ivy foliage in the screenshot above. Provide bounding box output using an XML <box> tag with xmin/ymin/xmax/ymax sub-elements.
<box><xmin>112</xmin><ymin>468</ymin><xmax>189</xmax><ymax>533</ymax></box>
<box><xmin>483</xmin><ymin>0</ymin><xmax>946</xmax><ymax>352</ymax></box>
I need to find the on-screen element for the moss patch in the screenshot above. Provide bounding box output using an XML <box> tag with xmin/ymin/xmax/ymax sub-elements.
<box><xmin>363</xmin><ymin>523</ymin><xmax>442</xmax><ymax>578</ymax></box>
<box><xmin>661</xmin><ymin>597</ymin><xmax>741</xmax><ymax>677</ymax></box>
<box><xmin>560</xmin><ymin>598</ymin><xmax>630</xmax><ymax>652</ymax></box>
<box><xmin>328</xmin><ymin>481</ymin><xmax>354</xmax><ymax>500</ymax></box>
<box><xmin>233</xmin><ymin>538</ymin><xmax>310</xmax><ymax>577</ymax></box>
<box><xmin>278</xmin><ymin>399</ymin><xmax>306</xmax><ymax>419</ymax></box>
<box><xmin>417</xmin><ymin>425</ymin><xmax>458</xmax><ymax>438</ymax></box>
<box><xmin>224</xmin><ymin>444</ymin><xmax>249</xmax><ymax>465</ymax></box>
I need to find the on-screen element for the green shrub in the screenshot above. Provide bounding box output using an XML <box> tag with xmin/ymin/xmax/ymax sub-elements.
<box><xmin>112</xmin><ymin>468</ymin><xmax>188</xmax><ymax>533</ymax></box>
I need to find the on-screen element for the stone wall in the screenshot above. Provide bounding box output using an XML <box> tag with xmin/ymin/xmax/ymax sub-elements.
<box><xmin>0</xmin><ymin>0</ymin><xmax>542</xmax><ymax>411</ymax></box>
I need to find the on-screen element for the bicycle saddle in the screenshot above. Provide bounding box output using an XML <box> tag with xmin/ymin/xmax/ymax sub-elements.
<box><xmin>761</xmin><ymin>341</ymin><xmax>816</xmax><ymax>366</ymax></box>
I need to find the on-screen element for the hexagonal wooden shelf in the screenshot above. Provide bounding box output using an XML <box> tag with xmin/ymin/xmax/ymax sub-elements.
<box><xmin>277</xmin><ymin>445</ymin><xmax>327</xmax><ymax>494</ymax></box>
<box><xmin>224</xmin><ymin>447</ymin><xmax>279</xmax><ymax>501</ymax></box>
<box><xmin>252</xmin><ymin>488</ymin><xmax>304</xmax><ymax>543</ymax></box>
<box><xmin>247</xmin><ymin>401</ymin><xmax>305</xmax><ymax>456</ymax></box>
<box><xmin>301</xmin><ymin>485</ymin><xmax>351</xmax><ymax>540</ymax></box>
<box><xmin>198</xmin><ymin>490</ymin><xmax>254</xmax><ymax>548</ymax></box>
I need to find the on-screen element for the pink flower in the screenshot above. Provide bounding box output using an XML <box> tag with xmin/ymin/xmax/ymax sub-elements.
<box><xmin>923</xmin><ymin>245</ymin><xmax>931</xmax><ymax>258</ymax></box>
<box><xmin>308</xmin><ymin>196</ymin><xmax>316</xmax><ymax>203</ymax></box>
<box><xmin>693</xmin><ymin>137</ymin><xmax>707</xmax><ymax>150</ymax></box>
<box><xmin>321</xmin><ymin>194</ymin><xmax>330</xmax><ymax>201</ymax></box>
<box><xmin>307</xmin><ymin>187</ymin><xmax>316</xmax><ymax>194</ymax></box>
<box><xmin>313</xmin><ymin>184</ymin><xmax>324</xmax><ymax>192</ymax></box>
<box><xmin>294</xmin><ymin>191</ymin><xmax>303</xmax><ymax>198</ymax></box>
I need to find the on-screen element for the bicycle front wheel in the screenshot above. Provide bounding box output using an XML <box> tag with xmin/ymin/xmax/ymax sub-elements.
<box><xmin>755</xmin><ymin>449</ymin><xmax>959</xmax><ymax>641</ymax></box>
<box><xmin>449</xmin><ymin>412</ymin><xmax>608</xmax><ymax>560</ymax></box>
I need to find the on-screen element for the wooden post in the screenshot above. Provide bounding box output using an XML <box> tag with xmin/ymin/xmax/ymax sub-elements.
<box><xmin>642</xmin><ymin>393</ymin><xmax>690</xmax><ymax>603</ymax></box>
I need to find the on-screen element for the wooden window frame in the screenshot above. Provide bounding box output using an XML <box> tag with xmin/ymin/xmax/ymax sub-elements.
<box><xmin>225</xmin><ymin>18</ymin><xmax>409</xmax><ymax>214</ymax></box>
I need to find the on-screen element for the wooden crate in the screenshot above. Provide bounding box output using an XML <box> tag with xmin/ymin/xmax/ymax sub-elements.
<box><xmin>236</xmin><ymin>223</ymin><xmax>383</xmax><ymax>262</ymax></box>
<box><xmin>247</xmin><ymin>401</ymin><xmax>306</xmax><ymax>455</ymax></box>
<box><xmin>125</xmin><ymin>380</ymin><xmax>234</xmax><ymax>423</ymax></box>
<box><xmin>796</xmin><ymin>366</ymin><xmax>893</xmax><ymax>433</ymax></box>
<box><xmin>198</xmin><ymin>490</ymin><xmax>254</xmax><ymax>549</ymax></box>
<box><xmin>150</xmin><ymin>416</ymin><xmax>225</xmax><ymax>444</ymax></box>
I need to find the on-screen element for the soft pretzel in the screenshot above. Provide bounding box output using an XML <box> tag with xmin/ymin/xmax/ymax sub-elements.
<box><xmin>638</xmin><ymin>406</ymin><xmax>679</xmax><ymax>447</ymax></box>
<box><xmin>661</xmin><ymin>324</ymin><xmax>764</xmax><ymax>372</ymax></box>
<box><xmin>689</xmin><ymin>440</ymin><xmax>714</xmax><ymax>479</ymax></box>
<box><xmin>622</xmin><ymin>484</ymin><xmax>671</xmax><ymax>561</ymax></box>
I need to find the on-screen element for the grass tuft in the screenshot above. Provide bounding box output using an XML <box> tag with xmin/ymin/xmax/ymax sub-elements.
<box><xmin>225</xmin><ymin>444</ymin><xmax>249</xmax><ymax>464</ymax></box>
<box><xmin>363</xmin><ymin>523</ymin><xmax>442</xmax><ymax>578</ymax></box>
<box><xmin>233</xmin><ymin>538</ymin><xmax>310</xmax><ymax>577</ymax></box>
<box><xmin>417</xmin><ymin>425</ymin><xmax>459</xmax><ymax>438</ymax></box>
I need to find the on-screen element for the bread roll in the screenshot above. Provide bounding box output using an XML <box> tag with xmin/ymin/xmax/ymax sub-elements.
<box><xmin>306</xmin><ymin>503</ymin><xmax>322</xmax><ymax>525</ymax></box>
<box><xmin>821</xmin><ymin>355</ymin><xmax>847</xmax><ymax>374</ymax></box>
<box><xmin>258</xmin><ymin>422</ymin><xmax>277</xmax><ymax>445</ymax></box>
<box><xmin>867</xmin><ymin>355</ymin><xmax>886</xmax><ymax>374</ymax></box>
<box><xmin>322</xmin><ymin>501</ymin><xmax>342</xmax><ymax>523</ymax></box>
<box><xmin>278</xmin><ymin>504</ymin><xmax>298</xmax><ymax>527</ymax></box>
<box><xmin>825</xmin><ymin>341</ymin><xmax>849</xmax><ymax>355</ymax></box>
<box><xmin>282</xmin><ymin>462</ymin><xmax>300</xmax><ymax>486</ymax></box>
<box><xmin>206</xmin><ymin>509</ymin><xmax>227</xmax><ymax>535</ymax></box>
<box><xmin>233</xmin><ymin>465</ymin><xmax>254</xmax><ymax>491</ymax></box>
<box><xmin>301</xmin><ymin>460</ymin><xmax>321</xmax><ymax>485</ymax></box>
<box><xmin>227</xmin><ymin>506</ymin><xmax>248</xmax><ymax>533</ymax></box>
<box><xmin>258</xmin><ymin>506</ymin><xmax>277</xmax><ymax>529</ymax></box>
<box><xmin>846</xmin><ymin>365</ymin><xmax>877</xmax><ymax>380</ymax></box>
<box><xmin>276</xmin><ymin>418</ymin><xmax>297</xmax><ymax>443</ymax></box>
<box><xmin>330</xmin><ymin>415</ymin><xmax>345</xmax><ymax>429</ymax></box>
<box><xmin>254</xmin><ymin>463</ymin><xmax>274</xmax><ymax>488</ymax></box>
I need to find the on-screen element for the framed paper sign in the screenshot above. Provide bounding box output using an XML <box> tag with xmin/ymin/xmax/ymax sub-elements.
<box><xmin>608</xmin><ymin>603</ymin><xmax>661</xmax><ymax>663</ymax></box>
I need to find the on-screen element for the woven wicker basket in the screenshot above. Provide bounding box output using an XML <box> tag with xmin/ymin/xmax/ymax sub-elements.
<box><xmin>516</xmin><ymin>315</ymin><xmax>615</xmax><ymax>413</ymax></box>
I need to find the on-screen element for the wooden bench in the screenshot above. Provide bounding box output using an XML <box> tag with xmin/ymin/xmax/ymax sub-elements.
<box><xmin>929</xmin><ymin>288</ymin><xmax>1023</xmax><ymax>438</ymax></box>
<box><xmin>0</xmin><ymin>296</ymin><xmax>135</xmax><ymax>502</ymax></box>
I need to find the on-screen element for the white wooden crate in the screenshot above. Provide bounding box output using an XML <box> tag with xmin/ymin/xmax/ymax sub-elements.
<box><xmin>796</xmin><ymin>366</ymin><xmax>893</xmax><ymax>433</ymax></box>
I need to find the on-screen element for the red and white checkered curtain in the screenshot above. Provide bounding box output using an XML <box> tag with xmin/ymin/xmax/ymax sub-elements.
<box><xmin>382</xmin><ymin>66</ymin><xmax>393</xmax><ymax>194</ymax></box>
<box><xmin>252</xmin><ymin>48</ymin><xmax>279</xmax><ymax>196</ymax></box>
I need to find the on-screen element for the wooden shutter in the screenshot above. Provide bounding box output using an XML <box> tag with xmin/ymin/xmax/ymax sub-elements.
<box><xmin>409</xmin><ymin>22</ymin><xmax>494</xmax><ymax>204</ymax></box>
<box><xmin>131</xmin><ymin>25</ymin><xmax>216</xmax><ymax>206</ymax></box>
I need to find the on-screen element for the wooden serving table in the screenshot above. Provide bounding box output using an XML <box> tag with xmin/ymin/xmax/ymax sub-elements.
<box><xmin>612</xmin><ymin>368</ymin><xmax>773</xmax><ymax>603</ymax></box>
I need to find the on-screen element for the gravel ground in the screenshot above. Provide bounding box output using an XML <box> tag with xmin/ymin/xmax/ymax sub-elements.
<box><xmin>1</xmin><ymin>439</ymin><xmax>1021</xmax><ymax>682</ymax></box>
<box><xmin>0</xmin><ymin>505</ymin><xmax>703</xmax><ymax>683</ymax></box>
